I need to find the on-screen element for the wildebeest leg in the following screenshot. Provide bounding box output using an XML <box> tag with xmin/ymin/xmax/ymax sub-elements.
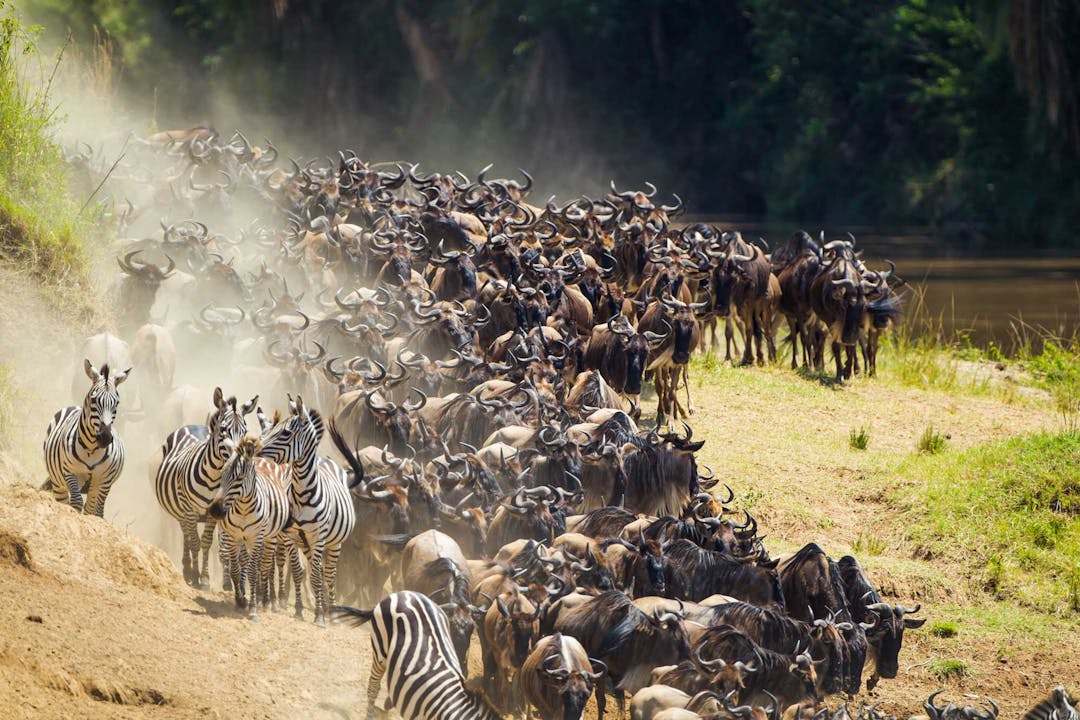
<box><xmin>851</xmin><ymin>344</ymin><xmax>860</xmax><ymax>377</ymax></box>
<box><xmin>832</xmin><ymin>340</ymin><xmax>844</xmax><ymax>383</ymax></box>
<box><xmin>724</xmin><ymin>317</ymin><xmax>735</xmax><ymax>362</ymax></box>
<box><xmin>739</xmin><ymin>306</ymin><xmax>755</xmax><ymax>366</ymax></box>
<box><xmin>615</xmin><ymin>688</ymin><xmax>626</xmax><ymax>718</ymax></box>
<box><xmin>682</xmin><ymin>365</ymin><xmax>694</xmax><ymax>416</ymax></box>
<box><xmin>594</xmin><ymin>681</ymin><xmax>607</xmax><ymax>720</ymax></box>
<box><xmin>786</xmin><ymin>315</ymin><xmax>800</xmax><ymax>369</ymax></box>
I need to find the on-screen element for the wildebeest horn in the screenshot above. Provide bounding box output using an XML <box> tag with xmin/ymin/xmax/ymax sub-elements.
<box><xmin>366</xmin><ymin>391</ymin><xmax>396</xmax><ymax>414</ymax></box>
<box><xmin>895</xmin><ymin>603</ymin><xmax>921</xmax><ymax>616</ymax></box>
<box><xmin>694</xmin><ymin>645</ymin><xmax>727</xmax><ymax>671</ymax></box>
<box><xmin>831</xmin><ymin>277</ymin><xmax>858</xmax><ymax>290</ymax></box>
<box><xmin>403</xmin><ymin>387</ymin><xmax>428</xmax><ymax>412</ymax></box>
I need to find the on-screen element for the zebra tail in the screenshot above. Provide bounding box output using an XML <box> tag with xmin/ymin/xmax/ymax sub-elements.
<box><xmin>329</xmin><ymin>605</ymin><xmax>376</xmax><ymax>627</ymax></box>
<box><xmin>327</xmin><ymin>418</ymin><xmax>364</xmax><ymax>489</ymax></box>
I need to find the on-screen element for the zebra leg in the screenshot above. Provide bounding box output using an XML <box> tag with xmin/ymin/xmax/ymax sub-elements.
<box><xmin>323</xmin><ymin>543</ymin><xmax>341</xmax><ymax>623</ymax></box>
<box><xmin>219</xmin><ymin>526</ymin><xmax>233</xmax><ymax>593</ymax></box>
<box><xmin>248</xmin><ymin>539</ymin><xmax>263</xmax><ymax>620</ymax></box>
<box><xmin>275</xmin><ymin>541</ymin><xmax>288</xmax><ymax>612</ymax></box>
<box><xmin>198</xmin><ymin>520</ymin><xmax>216</xmax><ymax>589</ymax></box>
<box><xmin>289</xmin><ymin>542</ymin><xmax>306</xmax><ymax>620</ymax></box>
<box><xmin>366</xmin><ymin>652</ymin><xmax>386</xmax><ymax>720</ymax></box>
<box><xmin>179</xmin><ymin>515</ymin><xmax>199</xmax><ymax>586</ymax></box>
<box><xmin>62</xmin><ymin>475</ymin><xmax>84</xmax><ymax>513</ymax></box>
<box><xmin>228</xmin><ymin>538</ymin><xmax>245</xmax><ymax>610</ymax></box>
<box><xmin>83</xmin><ymin>477</ymin><xmax>106</xmax><ymax>517</ymax></box>
<box><xmin>310</xmin><ymin>544</ymin><xmax>327</xmax><ymax>626</ymax></box>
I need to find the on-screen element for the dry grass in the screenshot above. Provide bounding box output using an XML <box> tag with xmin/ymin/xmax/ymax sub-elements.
<box><xmin>684</xmin><ymin>345</ymin><xmax>1075</xmax><ymax>714</ymax></box>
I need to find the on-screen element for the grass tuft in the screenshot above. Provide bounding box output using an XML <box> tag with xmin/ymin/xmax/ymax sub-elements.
<box><xmin>929</xmin><ymin>620</ymin><xmax>958</xmax><ymax>638</ymax></box>
<box><xmin>928</xmin><ymin>658</ymin><xmax>968</xmax><ymax>680</ymax></box>
<box><xmin>853</xmin><ymin>530</ymin><xmax>886</xmax><ymax>557</ymax></box>
<box><xmin>849</xmin><ymin>425</ymin><xmax>870</xmax><ymax>450</ymax></box>
<box><xmin>917</xmin><ymin>424</ymin><xmax>949</xmax><ymax>454</ymax></box>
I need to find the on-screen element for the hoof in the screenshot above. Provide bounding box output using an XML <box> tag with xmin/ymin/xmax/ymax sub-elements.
<box><xmin>248</xmin><ymin>614</ymin><xmax>259</xmax><ymax>622</ymax></box>
<box><xmin>222</xmin><ymin>579</ymin><xmax>233</xmax><ymax>592</ymax></box>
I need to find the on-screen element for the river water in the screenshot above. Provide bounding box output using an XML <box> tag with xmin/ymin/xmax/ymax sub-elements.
<box><xmin>691</xmin><ymin>219</ymin><xmax>1080</xmax><ymax>351</ymax></box>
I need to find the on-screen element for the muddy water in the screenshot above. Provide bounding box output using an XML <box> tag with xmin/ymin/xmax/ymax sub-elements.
<box><xmin>691</xmin><ymin>218</ymin><xmax>1080</xmax><ymax>350</ymax></box>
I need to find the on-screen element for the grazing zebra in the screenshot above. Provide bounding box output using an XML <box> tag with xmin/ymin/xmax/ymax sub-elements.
<box><xmin>153</xmin><ymin>387</ymin><xmax>256</xmax><ymax>588</ymax></box>
<box><xmin>208</xmin><ymin>436</ymin><xmax>290</xmax><ymax>619</ymax></box>
<box><xmin>258</xmin><ymin>395</ymin><xmax>356</xmax><ymax>625</ymax></box>
<box><xmin>44</xmin><ymin>360</ymin><xmax>131</xmax><ymax>516</ymax></box>
<box><xmin>332</xmin><ymin>591</ymin><xmax>501</xmax><ymax>720</ymax></box>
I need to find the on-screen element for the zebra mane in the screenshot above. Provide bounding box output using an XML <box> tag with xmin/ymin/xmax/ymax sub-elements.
<box><xmin>99</xmin><ymin>364</ymin><xmax>110</xmax><ymax>381</ymax></box>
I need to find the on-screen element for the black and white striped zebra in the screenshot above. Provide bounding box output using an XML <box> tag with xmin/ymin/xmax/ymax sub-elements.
<box><xmin>208</xmin><ymin>436</ymin><xmax>290</xmax><ymax>619</ymax></box>
<box><xmin>258</xmin><ymin>395</ymin><xmax>356</xmax><ymax>625</ymax></box>
<box><xmin>43</xmin><ymin>360</ymin><xmax>131</xmax><ymax>516</ymax></box>
<box><xmin>153</xmin><ymin>387</ymin><xmax>256</xmax><ymax>588</ymax></box>
<box><xmin>333</xmin><ymin>591</ymin><xmax>501</xmax><ymax>720</ymax></box>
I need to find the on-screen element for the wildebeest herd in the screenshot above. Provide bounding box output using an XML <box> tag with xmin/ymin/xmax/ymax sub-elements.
<box><xmin>42</xmin><ymin>128</ymin><xmax>1068</xmax><ymax>720</ymax></box>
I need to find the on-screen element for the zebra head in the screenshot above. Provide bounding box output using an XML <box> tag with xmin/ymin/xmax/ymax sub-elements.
<box><xmin>82</xmin><ymin>359</ymin><xmax>130</xmax><ymax>447</ymax></box>
<box><xmin>258</xmin><ymin>395</ymin><xmax>322</xmax><ymax>464</ymax></box>
<box><xmin>208</xmin><ymin>437</ymin><xmax>260</xmax><ymax>519</ymax></box>
<box><xmin>211</xmin><ymin>387</ymin><xmax>259</xmax><ymax>446</ymax></box>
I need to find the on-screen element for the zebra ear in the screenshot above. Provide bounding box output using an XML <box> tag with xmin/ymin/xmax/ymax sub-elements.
<box><xmin>113</xmin><ymin>366</ymin><xmax>132</xmax><ymax>386</ymax></box>
<box><xmin>213</xmin><ymin>387</ymin><xmax>225</xmax><ymax>409</ymax></box>
<box><xmin>240</xmin><ymin>395</ymin><xmax>259</xmax><ymax>416</ymax></box>
<box><xmin>83</xmin><ymin>358</ymin><xmax>99</xmax><ymax>381</ymax></box>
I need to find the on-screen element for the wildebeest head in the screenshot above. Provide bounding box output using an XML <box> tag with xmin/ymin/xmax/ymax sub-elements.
<box><xmin>568</xmin><ymin>544</ymin><xmax>614</xmax><ymax>592</ymax></box>
<box><xmin>810</xmin><ymin>619</ymin><xmax>849</xmax><ymax>695</ymax></box>
<box><xmin>365</xmin><ymin>388</ymin><xmax>425</xmax><ymax>454</ymax></box>
<box><xmin>693</xmin><ymin>645</ymin><xmax>747</xmax><ymax>697</ymax></box>
<box><xmin>863</xmin><ymin>602</ymin><xmax>925</xmax><ymax>679</ymax></box>
<box><xmin>658</xmin><ymin>295</ymin><xmax>708</xmax><ymax>365</ymax></box>
<box><xmin>540</xmin><ymin>634</ymin><xmax>604</xmax><ymax>720</ymax></box>
<box><xmin>496</xmin><ymin>592</ymin><xmax>541</xmax><ymax>667</ymax></box>
<box><xmin>634</xmin><ymin>527</ymin><xmax>667</xmax><ymax>596</ymax></box>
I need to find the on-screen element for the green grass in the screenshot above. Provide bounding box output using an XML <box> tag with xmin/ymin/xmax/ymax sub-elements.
<box><xmin>849</xmin><ymin>425</ymin><xmax>870</xmax><ymax>450</ymax></box>
<box><xmin>901</xmin><ymin>431</ymin><xmax>1080</xmax><ymax>614</ymax></box>
<box><xmin>929</xmin><ymin>620</ymin><xmax>958</xmax><ymax>638</ymax></box>
<box><xmin>917</xmin><ymin>424</ymin><xmax>949</xmax><ymax>454</ymax></box>
<box><xmin>928</xmin><ymin>658</ymin><xmax>969</xmax><ymax>681</ymax></box>
<box><xmin>852</xmin><ymin>530</ymin><xmax>886</xmax><ymax>556</ymax></box>
<box><xmin>0</xmin><ymin>5</ymin><xmax>92</xmax><ymax>283</ymax></box>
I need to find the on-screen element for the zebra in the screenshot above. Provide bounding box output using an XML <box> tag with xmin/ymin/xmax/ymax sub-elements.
<box><xmin>258</xmin><ymin>395</ymin><xmax>356</xmax><ymax>625</ymax></box>
<box><xmin>43</xmin><ymin>359</ymin><xmax>131</xmax><ymax>516</ymax></box>
<box><xmin>332</xmin><ymin>591</ymin><xmax>501</xmax><ymax>720</ymax></box>
<box><xmin>153</xmin><ymin>387</ymin><xmax>257</xmax><ymax>588</ymax></box>
<box><xmin>207</xmin><ymin>435</ymin><xmax>290</xmax><ymax>619</ymax></box>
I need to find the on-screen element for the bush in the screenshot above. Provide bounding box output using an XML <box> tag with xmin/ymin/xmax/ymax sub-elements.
<box><xmin>0</xmin><ymin>3</ymin><xmax>89</xmax><ymax>283</ymax></box>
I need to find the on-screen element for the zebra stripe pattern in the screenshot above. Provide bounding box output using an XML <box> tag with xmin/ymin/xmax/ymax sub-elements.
<box><xmin>258</xmin><ymin>395</ymin><xmax>355</xmax><ymax>625</ymax></box>
<box><xmin>210</xmin><ymin>437</ymin><xmax>291</xmax><ymax>618</ymax></box>
<box><xmin>154</xmin><ymin>387</ymin><xmax>256</xmax><ymax>587</ymax></box>
<box><xmin>333</xmin><ymin>591</ymin><xmax>501</xmax><ymax>720</ymax></box>
<box><xmin>43</xmin><ymin>360</ymin><xmax>131</xmax><ymax>516</ymax></box>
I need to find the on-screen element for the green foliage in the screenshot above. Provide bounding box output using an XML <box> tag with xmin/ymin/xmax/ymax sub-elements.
<box><xmin>928</xmin><ymin>658</ymin><xmax>968</xmax><ymax>680</ymax></box>
<box><xmin>849</xmin><ymin>426</ymin><xmax>871</xmax><ymax>450</ymax></box>
<box><xmin>0</xmin><ymin>2</ymin><xmax>88</xmax><ymax>282</ymax></box>
<box><xmin>15</xmin><ymin>0</ymin><xmax>1080</xmax><ymax>248</ymax></box>
<box><xmin>929</xmin><ymin>620</ymin><xmax>958</xmax><ymax>638</ymax></box>
<box><xmin>1025</xmin><ymin>340</ymin><xmax>1080</xmax><ymax>431</ymax></box>
<box><xmin>903</xmin><ymin>431</ymin><xmax>1080</xmax><ymax>613</ymax></box>
<box><xmin>917</xmin><ymin>425</ymin><xmax>949</xmax><ymax>454</ymax></box>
